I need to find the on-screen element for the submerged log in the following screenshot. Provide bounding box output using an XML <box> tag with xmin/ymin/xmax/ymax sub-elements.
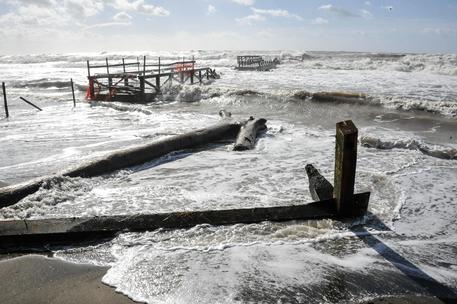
<box><xmin>233</xmin><ymin>117</ymin><xmax>267</xmax><ymax>151</ymax></box>
<box><xmin>305</xmin><ymin>164</ymin><xmax>334</xmax><ymax>201</ymax></box>
<box><xmin>311</xmin><ymin>92</ymin><xmax>366</xmax><ymax>103</ymax></box>
<box><xmin>0</xmin><ymin>121</ymin><xmax>242</xmax><ymax>208</ymax></box>
<box><xmin>0</xmin><ymin>192</ymin><xmax>370</xmax><ymax>248</ymax></box>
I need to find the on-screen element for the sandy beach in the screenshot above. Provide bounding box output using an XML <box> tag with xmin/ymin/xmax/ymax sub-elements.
<box><xmin>0</xmin><ymin>255</ymin><xmax>136</xmax><ymax>304</ymax></box>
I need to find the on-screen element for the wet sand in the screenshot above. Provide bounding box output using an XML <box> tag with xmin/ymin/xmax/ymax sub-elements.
<box><xmin>0</xmin><ymin>255</ymin><xmax>137</xmax><ymax>304</ymax></box>
<box><xmin>0</xmin><ymin>254</ymin><xmax>454</xmax><ymax>304</ymax></box>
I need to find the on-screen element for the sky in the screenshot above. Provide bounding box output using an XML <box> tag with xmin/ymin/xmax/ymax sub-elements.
<box><xmin>0</xmin><ymin>0</ymin><xmax>456</xmax><ymax>54</ymax></box>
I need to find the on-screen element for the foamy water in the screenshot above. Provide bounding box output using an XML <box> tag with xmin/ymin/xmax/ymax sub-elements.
<box><xmin>1</xmin><ymin>50</ymin><xmax>457</xmax><ymax>303</ymax></box>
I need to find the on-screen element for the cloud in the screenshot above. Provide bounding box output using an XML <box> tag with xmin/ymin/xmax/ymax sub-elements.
<box><xmin>231</xmin><ymin>0</ymin><xmax>255</xmax><ymax>6</ymax></box>
<box><xmin>251</xmin><ymin>8</ymin><xmax>303</xmax><ymax>20</ymax></box>
<box><xmin>318</xmin><ymin>4</ymin><xmax>359</xmax><ymax>17</ymax></box>
<box><xmin>113</xmin><ymin>12</ymin><xmax>132</xmax><ymax>22</ymax></box>
<box><xmin>207</xmin><ymin>4</ymin><xmax>216</xmax><ymax>15</ymax></box>
<box><xmin>365</xmin><ymin>1</ymin><xmax>371</xmax><ymax>5</ymax></box>
<box><xmin>359</xmin><ymin>9</ymin><xmax>373</xmax><ymax>19</ymax></box>
<box><xmin>236</xmin><ymin>13</ymin><xmax>265</xmax><ymax>25</ymax></box>
<box><xmin>422</xmin><ymin>27</ymin><xmax>457</xmax><ymax>36</ymax></box>
<box><xmin>311</xmin><ymin>17</ymin><xmax>328</xmax><ymax>25</ymax></box>
<box><xmin>319</xmin><ymin>4</ymin><xmax>372</xmax><ymax>19</ymax></box>
<box><xmin>85</xmin><ymin>21</ymin><xmax>131</xmax><ymax>29</ymax></box>
<box><xmin>108</xmin><ymin>0</ymin><xmax>170</xmax><ymax>16</ymax></box>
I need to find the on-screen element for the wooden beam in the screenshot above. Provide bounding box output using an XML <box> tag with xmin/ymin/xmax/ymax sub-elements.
<box><xmin>2</xmin><ymin>82</ymin><xmax>8</xmax><ymax>118</ymax></box>
<box><xmin>334</xmin><ymin>120</ymin><xmax>358</xmax><ymax>216</ymax></box>
<box><xmin>19</xmin><ymin>97</ymin><xmax>42</xmax><ymax>111</ymax></box>
<box><xmin>0</xmin><ymin>193</ymin><xmax>370</xmax><ymax>248</ymax></box>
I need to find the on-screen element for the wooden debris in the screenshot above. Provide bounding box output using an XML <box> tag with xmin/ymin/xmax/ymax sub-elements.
<box><xmin>233</xmin><ymin>117</ymin><xmax>267</xmax><ymax>151</ymax></box>
<box><xmin>0</xmin><ymin>193</ymin><xmax>370</xmax><ymax>248</ymax></box>
<box><xmin>305</xmin><ymin>164</ymin><xmax>334</xmax><ymax>201</ymax></box>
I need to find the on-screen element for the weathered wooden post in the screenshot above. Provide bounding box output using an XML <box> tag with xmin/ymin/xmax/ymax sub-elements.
<box><xmin>106</xmin><ymin>58</ymin><xmax>112</xmax><ymax>89</ymax></box>
<box><xmin>199</xmin><ymin>70</ymin><xmax>202</xmax><ymax>83</ymax></box>
<box><xmin>2</xmin><ymin>82</ymin><xmax>8</xmax><ymax>118</ymax></box>
<box><xmin>139</xmin><ymin>76</ymin><xmax>145</xmax><ymax>101</ymax></box>
<box><xmin>70</xmin><ymin>78</ymin><xmax>76</xmax><ymax>107</ymax></box>
<box><xmin>334</xmin><ymin>120</ymin><xmax>358</xmax><ymax>216</ymax></box>
<box><xmin>158</xmin><ymin>57</ymin><xmax>161</xmax><ymax>74</ymax></box>
<box><xmin>86</xmin><ymin>60</ymin><xmax>91</xmax><ymax>77</ymax></box>
<box><xmin>143</xmin><ymin>55</ymin><xmax>146</xmax><ymax>76</ymax></box>
<box><xmin>155</xmin><ymin>75</ymin><xmax>160</xmax><ymax>92</ymax></box>
<box><xmin>122</xmin><ymin>58</ymin><xmax>128</xmax><ymax>86</ymax></box>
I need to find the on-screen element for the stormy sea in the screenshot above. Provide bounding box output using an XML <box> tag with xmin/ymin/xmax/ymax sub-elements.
<box><xmin>1</xmin><ymin>50</ymin><xmax>456</xmax><ymax>303</ymax></box>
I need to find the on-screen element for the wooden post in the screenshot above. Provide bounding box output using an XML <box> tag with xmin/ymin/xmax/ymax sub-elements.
<box><xmin>122</xmin><ymin>58</ymin><xmax>128</xmax><ymax>86</ymax></box>
<box><xmin>334</xmin><ymin>120</ymin><xmax>358</xmax><ymax>216</ymax></box>
<box><xmin>155</xmin><ymin>75</ymin><xmax>160</xmax><ymax>92</ymax></box>
<box><xmin>158</xmin><ymin>57</ymin><xmax>161</xmax><ymax>74</ymax></box>
<box><xmin>106</xmin><ymin>58</ymin><xmax>112</xmax><ymax>89</ymax></box>
<box><xmin>19</xmin><ymin>97</ymin><xmax>42</xmax><ymax>111</ymax></box>
<box><xmin>2</xmin><ymin>82</ymin><xmax>8</xmax><ymax>118</ymax></box>
<box><xmin>86</xmin><ymin>60</ymin><xmax>91</xmax><ymax>77</ymax></box>
<box><xmin>206</xmin><ymin>68</ymin><xmax>210</xmax><ymax>80</ymax></box>
<box><xmin>70</xmin><ymin>79</ymin><xmax>76</xmax><ymax>107</ymax></box>
<box><xmin>143</xmin><ymin>55</ymin><xmax>146</xmax><ymax>76</ymax></box>
<box><xmin>139</xmin><ymin>77</ymin><xmax>145</xmax><ymax>100</ymax></box>
<box><xmin>199</xmin><ymin>70</ymin><xmax>202</xmax><ymax>83</ymax></box>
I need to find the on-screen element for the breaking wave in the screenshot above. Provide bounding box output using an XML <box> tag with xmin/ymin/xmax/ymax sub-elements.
<box><xmin>13</xmin><ymin>79</ymin><xmax>74</xmax><ymax>89</ymax></box>
<box><xmin>361</xmin><ymin>136</ymin><xmax>457</xmax><ymax>160</ymax></box>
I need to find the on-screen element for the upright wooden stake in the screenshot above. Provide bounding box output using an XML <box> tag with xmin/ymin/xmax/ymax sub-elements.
<box><xmin>334</xmin><ymin>120</ymin><xmax>358</xmax><ymax>216</ymax></box>
<box><xmin>106</xmin><ymin>58</ymin><xmax>112</xmax><ymax>88</ymax></box>
<box><xmin>70</xmin><ymin>79</ymin><xmax>76</xmax><ymax>107</ymax></box>
<box><xmin>122</xmin><ymin>58</ymin><xmax>128</xmax><ymax>86</ymax></box>
<box><xmin>86</xmin><ymin>60</ymin><xmax>91</xmax><ymax>78</ymax></box>
<box><xmin>155</xmin><ymin>75</ymin><xmax>160</xmax><ymax>92</ymax></box>
<box><xmin>158</xmin><ymin>57</ymin><xmax>161</xmax><ymax>74</ymax></box>
<box><xmin>2</xmin><ymin>82</ymin><xmax>9</xmax><ymax>118</ymax></box>
<box><xmin>143</xmin><ymin>55</ymin><xmax>146</xmax><ymax>76</ymax></box>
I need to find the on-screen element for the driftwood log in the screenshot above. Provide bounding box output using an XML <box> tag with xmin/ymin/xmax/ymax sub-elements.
<box><xmin>305</xmin><ymin>164</ymin><xmax>334</xmax><ymax>201</ymax></box>
<box><xmin>0</xmin><ymin>192</ymin><xmax>370</xmax><ymax>248</ymax></box>
<box><xmin>0</xmin><ymin>121</ymin><xmax>242</xmax><ymax>208</ymax></box>
<box><xmin>233</xmin><ymin>117</ymin><xmax>267</xmax><ymax>151</ymax></box>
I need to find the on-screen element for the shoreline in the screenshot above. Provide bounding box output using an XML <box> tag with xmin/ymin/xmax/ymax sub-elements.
<box><xmin>0</xmin><ymin>254</ymin><xmax>138</xmax><ymax>304</ymax></box>
<box><xmin>0</xmin><ymin>254</ymin><xmax>454</xmax><ymax>304</ymax></box>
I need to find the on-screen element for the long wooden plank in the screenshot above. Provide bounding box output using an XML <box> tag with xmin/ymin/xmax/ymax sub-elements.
<box><xmin>0</xmin><ymin>193</ymin><xmax>370</xmax><ymax>247</ymax></box>
<box><xmin>0</xmin><ymin>121</ymin><xmax>242</xmax><ymax>208</ymax></box>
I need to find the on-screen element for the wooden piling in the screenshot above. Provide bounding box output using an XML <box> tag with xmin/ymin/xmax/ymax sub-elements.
<box><xmin>86</xmin><ymin>60</ymin><xmax>90</xmax><ymax>77</ymax></box>
<box><xmin>158</xmin><ymin>57</ymin><xmax>161</xmax><ymax>74</ymax></box>
<box><xmin>70</xmin><ymin>79</ymin><xmax>76</xmax><ymax>107</ymax></box>
<box><xmin>122</xmin><ymin>58</ymin><xmax>128</xmax><ymax>86</ymax></box>
<box><xmin>2</xmin><ymin>82</ymin><xmax>8</xmax><ymax>118</ymax></box>
<box><xmin>334</xmin><ymin>120</ymin><xmax>358</xmax><ymax>216</ymax></box>
<box><xmin>105</xmin><ymin>58</ymin><xmax>112</xmax><ymax>88</ymax></box>
<box><xmin>143</xmin><ymin>55</ymin><xmax>146</xmax><ymax>76</ymax></box>
<box><xmin>19</xmin><ymin>97</ymin><xmax>42</xmax><ymax>111</ymax></box>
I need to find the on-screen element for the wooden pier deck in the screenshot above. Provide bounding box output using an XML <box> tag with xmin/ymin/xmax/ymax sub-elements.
<box><xmin>86</xmin><ymin>56</ymin><xmax>219</xmax><ymax>103</ymax></box>
<box><xmin>235</xmin><ymin>55</ymin><xmax>279</xmax><ymax>71</ymax></box>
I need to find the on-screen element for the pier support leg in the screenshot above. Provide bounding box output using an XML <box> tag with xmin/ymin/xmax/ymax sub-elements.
<box><xmin>139</xmin><ymin>77</ymin><xmax>145</xmax><ymax>101</ymax></box>
<box><xmin>199</xmin><ymin>71</ymin><xmax>202</xmax><ymax>83</ymax></box>
<box><xmin>155</xmin><ymin>76</ymin><xmax>160</xmax><ymax>93</ymax></box>
<box><xmin>334</xmin><ymin>120</ymin><xmax>358</xmax><ymax>216</ymax></box>
<box><xmin>190</xmin><ymin>71</ymin><xmax>194</xmax><ymax>85</ymax></box>
<box><xmin>2</xmin><ymin>82</ymin><xmax>8</xmax><ymax>118</ymax></box>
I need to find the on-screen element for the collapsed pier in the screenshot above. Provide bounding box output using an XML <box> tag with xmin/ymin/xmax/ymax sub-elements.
<box><xmin>86</xmin><ymin>56</ymin><xmax>219</xmax><ymax>103</ymax></box>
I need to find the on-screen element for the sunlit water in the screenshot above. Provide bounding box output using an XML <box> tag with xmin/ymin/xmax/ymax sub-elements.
<box><xmin>1</xmin><ymin>51</ymin><xmax>457</xmax><ymax>303</ymax></box>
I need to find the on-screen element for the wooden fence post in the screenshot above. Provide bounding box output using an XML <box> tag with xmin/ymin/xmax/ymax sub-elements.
<box><xmin>334</xmin><ymin>120</ymin><xmax>358</xmax><ymax>216</ymax></box>
<box><xmin>70</xmin><ymin>79</ymin><xmax>76</xmax><ymax>107</ymax></box>
<box><xmin>2</xmin><ymin>82</ymin><xmax>8</xmax><ymax>118</ymax></box>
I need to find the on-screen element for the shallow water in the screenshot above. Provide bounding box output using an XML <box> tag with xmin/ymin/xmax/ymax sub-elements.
<box><xmin>1</xmin><ymin>50</ymin><xmax>457</xmax><ymax>303</ymax></box>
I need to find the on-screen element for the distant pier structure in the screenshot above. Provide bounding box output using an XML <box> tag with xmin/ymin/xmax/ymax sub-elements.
<box><xmin>235</xmin><ymin>55</ymin><xmax>279</xmax><ymax>71</ymax></box>
<box><xmin>86</xmin><ymin>56</ymin><xmax>219</xmax><ymax>103</ymax></box>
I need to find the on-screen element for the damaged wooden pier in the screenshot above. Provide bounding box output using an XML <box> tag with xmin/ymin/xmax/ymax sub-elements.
<box><xmin>0</xmin><ymin>119</ymin><xmax>369</xmax><ymax>249</ymax></box>
<box><xmin>86</xmin><ymin>56</ymin><xmax>219</xmax><ymax>103</ymax></box>
<box><xmin>235</xmin><ymin>55</ymin><xmax>279</xmax><ymax>71</ymax></box>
